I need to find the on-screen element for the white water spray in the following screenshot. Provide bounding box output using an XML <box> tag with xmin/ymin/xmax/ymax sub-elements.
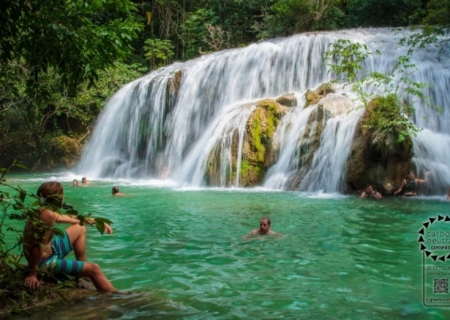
<box><xmin>77</xmin><ymin>28</ymin><xmax>450</xmax><ymax>193</ymax></box>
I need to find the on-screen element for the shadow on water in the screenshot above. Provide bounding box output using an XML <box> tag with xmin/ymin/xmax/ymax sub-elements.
<box><xmin>9</xmin><ymin>291</ymin><xmax>202</xmax><ymax>320</ymax></box>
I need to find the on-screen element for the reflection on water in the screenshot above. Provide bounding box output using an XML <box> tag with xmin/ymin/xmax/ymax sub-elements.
<box><xmin>3</xmin><ymin>176</ymin><xmax>450</xmax><ymax>319</ymax></box>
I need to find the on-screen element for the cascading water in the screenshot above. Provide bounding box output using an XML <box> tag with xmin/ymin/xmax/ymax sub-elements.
<box><xmin>77</xmin><ymin>28</ymin><xmax>450</xmax><ymax>193</ymax></box>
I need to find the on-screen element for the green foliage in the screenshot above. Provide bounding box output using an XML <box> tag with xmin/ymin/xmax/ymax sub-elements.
<box><xmin>364</xmin><ymin>94</ymin><xmax>414</xmax><ymax>154</ymax></box>
<box><xmin>259</xmin><ymin>0</ymin><xmax>345</xmax><ymax>39</ymax></box>
<box><xmin>73</xmin><ymin>62</ymin><xmax>148</xmax><ymax>124</ymax></box>
<box><xmin>181</xmin><ymin>8</ymin><xmax>219</xmax><ymax>58</ymax></box>
<box><xmin>0</xmin><ymin>0</ymin><xmax>144</xmax><ymax>168</ymax></box>
<box><xmin>0</xmin><ymin>60</ymin><xmax>147</xmax><ymax>168</ymax></box>
<box><xmin>1</xmin><ymin>0</ymin><xmax>142</xmax><ymax>90</ymax></box>
<box><xmin>267</xmin><ymin>0</ymin><xmax>314</xmax><ymax>36</ymax></box>
<box><xmin>0</xmin><ymin>162</ymin><xmax>113</xmax><ymax>314</ymax></box>
<box><xmin>344</xmin><ymin>0</ymin><xmax>421</xmax><ymax>28</ymax></box>
<box><xmin>422</xmin><ymin>0</ymin><xmax>450</xmax><ymax>26</ymax></box>
<box><xmin>144</xmin><ymin>39</ymin><xmax>175</xmax><ymax>69</ymax></box>
<box><xmin>400</xmin><ymin>0</ymin><xmax>450</xmax><ymax>53</ymax></box>
<box><xmin>324</xmin><ymin>38</ymin><xmax>434</xmax><ymax>147</ymax></box>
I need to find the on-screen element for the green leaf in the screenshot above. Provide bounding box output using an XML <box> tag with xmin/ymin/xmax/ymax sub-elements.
<box><xmin>53</xmin><ymin>227</ymin><xmax>65</xmax><ymax>237</ymax></box>
<box><xmin>95</xmin><ymin>221</ymin><xmax>105</xmax><ymax>235</ymax></box>
<box><xmin>65</xmin><ymin>209</ymin><xmax>78</xmax><ymax>216</ymax></box>
<box><xmin>95</xmin><ymin>217</ymin><xmax>113</xmax><ymax>225</ymax></box>
<box><xmin>14</xmin><ymin>164</ymin><xmax>28</xmax><ymax>170</ymax></box>
<box><xmin>31</xmin><ymin>200</ymin><xmax>40</xmax><ymax>207</ymax></box>
<box><xmin>19</xmin><ymin>190</ymin><xmax>26</xmax><ymax>203</ymax></box>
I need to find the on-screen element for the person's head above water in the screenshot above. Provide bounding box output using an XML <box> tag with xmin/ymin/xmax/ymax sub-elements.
<box><xmin>245</xmin><ymin>216</ymin><xmax>279</xmax><ymax>238</ymax></box>
<box><xmin>408</xmin><ymin>171</ymin><xmax>416</xmax><ymax>180</ymax></box>
<box><xmin>112</xmin><ymin>186</ymin><xmax>119</xmax><ymax>195</ymax></box>
<box><xmin>81</xmin><ymin>177</ymin><xmax>88</xmax><ymax>184</ymax></box>
<box><xmin>259</xmin><ymin>217</ymin><xmax>271</xmax><ymax>234</ymax></box>
<box><xmin>73</xmin><ymin>179</ymin><xmax>79</xmax><ymax>186</ymax></box>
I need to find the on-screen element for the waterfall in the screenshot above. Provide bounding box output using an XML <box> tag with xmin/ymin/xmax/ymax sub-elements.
<box><xmin>77</xmin><ymin>28</ymin><xmax>450</xmax><ymax>193</ymax></box>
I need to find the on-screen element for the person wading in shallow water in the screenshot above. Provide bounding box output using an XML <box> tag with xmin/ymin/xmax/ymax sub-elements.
<box><xmin>245</xmin><ymin>217</ymin><xmax>279</xmax><ymax>237</ymax></box>
<box><xmin>394</xmin><ymin>171</ymin><xmax>430</xmax><ymax>196</ymax></box>
<box><xmin>23</xmin><ymin>181</ymin><xmax>116</xmax><ymax>292</ymax></box>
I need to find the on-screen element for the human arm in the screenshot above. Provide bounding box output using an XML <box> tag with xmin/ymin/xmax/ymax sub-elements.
<box><xmin>394</xmin><ymin>179</ymin><xmax>406</xmax><ymax>195</ymax></box>
<box><xmin>244</xmin><ymin>229</ymin><xmax>258</xmax><ymax>238</ymax></box>
<box><xmin>375</xmin><ymin>192</ymin><xmax>383</xmax><ymax>199</ymax></box>
<box><xmin>360</xmin><ymin>191</ymin><xmax>366</xmax><ymax>199</ymax></box>
<box><xmin>416</xmin><ymin>171</ymin><xmax>431</xmax><ymax>184</ymax></box>
<box><xmin>104</xmin><ymin>223</ymin><xmax>113</xmax><ymax>234</ymax></box>
<box><xmin>55</xmin><ymin>214</ymin><xmax>86</xmax><ymax>225</ymax></box>
<box><xmin>55</xmin><ymin>215</ymin><xmax>113</xmax><ymax>234</ymax></box>
<box><xmin>24</xmin><ymin>210</ymin><xmax>55</xmax><ymax>290</ymax></box>
<box><xmin>24</xmin><ymin>243</ymin><xmax>44</xmax><ymax>290</ymax></box>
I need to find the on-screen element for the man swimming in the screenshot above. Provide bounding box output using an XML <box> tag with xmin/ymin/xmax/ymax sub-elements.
<box><xmin>246</xmin><ymin>217</ymin><xmax>278</xmax><ymax>237</ymax></box>
<box><xmin>111</xmin><ymin>186</ymin><xmax>126</xmax><ymax>196</ymax></box>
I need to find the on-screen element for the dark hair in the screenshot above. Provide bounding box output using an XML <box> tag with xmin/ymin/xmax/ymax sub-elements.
<box><xmin>81</xmin><ymin>177</ymin><xmax>87</xmax><ymax>183</ymax></box>
<box><xmin>37</xmin><ymin>181</ymin><xmax>64</xmax><ymax>208</ymax></box>
<box><xmin>260</xmin><ymin>217</ymin><xmax>271</xmax><ymax>225</ymax></box>
<box><xmin>112</xmin><ymin>186</ymin><xmax>119</xmax><ymax>194</ymax></box>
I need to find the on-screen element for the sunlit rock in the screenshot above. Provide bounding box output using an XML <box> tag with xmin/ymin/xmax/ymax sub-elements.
<box><xmin>346</xmin><ymin>97</ymin><xmax>413</xmax><ymax>195</ymax></box>
<box><xmin>205</xmin><ymin>99</ymin><xmax>287</xmax><ymax>187</ymax></box>
<box><xmin>276</xmin><ymin>93</ymin><xmax>297</xmax><ymax>107</ymax></box>
<box><xmin>45</xmin><ymin>135</ymin><xmax>82</xmax><ymax>170</ymax></box>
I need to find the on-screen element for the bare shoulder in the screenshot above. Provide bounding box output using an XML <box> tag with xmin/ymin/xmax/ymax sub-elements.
<box><xmin>39</xmin><ymin>208</ymin><xmax>57</xmax><ymax>225</ymax></box>
<box><xmin>244</xmin><ymin>229</ymin><xmax>259</xmax><ymax>238</ymax></box>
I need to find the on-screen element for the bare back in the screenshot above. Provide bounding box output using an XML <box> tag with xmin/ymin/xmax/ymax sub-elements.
<box><xmin>23</xmin><ymin>208</ymin><xmax>57</xmax><ymax>262</ymax></box>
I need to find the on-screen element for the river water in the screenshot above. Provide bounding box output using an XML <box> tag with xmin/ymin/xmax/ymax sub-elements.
<box><xmin>3</xmin><ymin>173</ymin><xmax>450</xmax><ymax>319</ymax></box>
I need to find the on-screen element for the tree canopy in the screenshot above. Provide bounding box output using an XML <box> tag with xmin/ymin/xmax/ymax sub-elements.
<box><xmin>1</xmin><ymin>0</ymin><xmax>142</xmax><ymax>89</ymax></box>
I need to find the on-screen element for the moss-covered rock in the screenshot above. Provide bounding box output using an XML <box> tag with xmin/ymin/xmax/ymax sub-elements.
<box><xmin>204</xmin><ymin>99</ymin><xmax>287</xmax><ymax>187</ymax></box>
<box><xmin>305</xmin><ymin>83</ymin><xmax>335</xmax><ymax>107</ymax></box>
<box><xmin>346</xmin><ymin>95</ymin><xmax>413</xmax><ymax>194</ymax></box>
<box><xmin>237</xmin><ymin>99</ymin><xmax>287</xmax><ymax>186</ymax></box>
<box><xmin>276</xmin><ymin>93</ymin><xmax>297</xmax><ymax>107</ymax></box>
<box><xmin>45</xmin><ymin>136</ymin><xmax>82</xmax><ymax>170</ymax></box>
